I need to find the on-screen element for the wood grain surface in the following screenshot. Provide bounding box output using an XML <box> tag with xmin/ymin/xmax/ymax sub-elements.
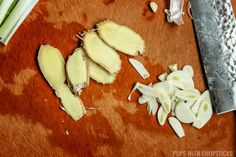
<box><xmin>0</xmin><ymin>0</ymin><xmax>235</xmax><ymax>157</ymax></box>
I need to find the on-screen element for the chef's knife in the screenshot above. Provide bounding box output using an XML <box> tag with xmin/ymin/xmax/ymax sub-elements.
<box><xmin>190</xmin><ymin>0</ymin><xmax>236</xmax><ymax>114</ymax></box>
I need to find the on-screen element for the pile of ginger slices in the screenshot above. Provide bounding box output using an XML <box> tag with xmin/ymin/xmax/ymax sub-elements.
<box><xmin>38</xmin><ymin>20</ymin><xmax>145</xmax><ymax>120</ymax></box>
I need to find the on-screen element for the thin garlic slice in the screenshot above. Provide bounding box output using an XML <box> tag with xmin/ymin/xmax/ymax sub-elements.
<box><xmin>182</xmin><ymin>65</ymin><xmax>194</xmax><ymax>77</ymax></box>
<box><xmin>83</xmin><ymin>31</ymin><xmax>121</xmax><ymax>74</ymax></box>
<box><xmin>66</xmin><ymin>48</ymin><xmax>89</xmax><ymax>94</ymax></box>
<box><xmin>129</xmin><ymin>58</ymin><xmax>150</xmax><ymax>79</ymax></box>
<box><xmin>171</xmin><ymin>100</ymin><xmax>177</xmax><ymax>116</ymax></box>
<box><xmin>175</xmin><ymin>89</ymin><xmax>200</xmax><ymax>102</ymax></box>
<box><xmin>97</xmin><ymin>20</ymin><xmax>145</xmax><ymax>56</ymax></box>
<box><xmin>137</xmin><ymin>83</ymin><xmax>171</xmax><ymax>113</ymax></box>
<box><xmin>167</xmin><ymin>70</ymin><xmax>194</xmax><ymax>90</ymax></box>
<box><xmin>153</xmin><ymin>81</ymin><xmax>175</xmax><ymax>101</ymax></box>
<box><xmin>158</xmin><ymin>72</ymin><xmax>168</xmax><ymax>81</ymax></box>
<box><xmin>157</xmin><ymin>106</ymin><xmax>168</xmax><ymax>126</ymax></box>
<box><xmin>191</xmin><ymin>90</ymin><xmax>210</xmax><ymax>113</ymax></box>
<box><xmin>38</xmin><ymin>45</ymin><xmax>66</xmax><ymax>91</ymax></box>
<box><xmin>175</xmin><ymin>101</ymin><xmax>196</xmax><ymax>123</ymax></box>
<box><xmin>168</xmin><ymin>117</ymin><xmax>185</xmax><ymax>138</ymax></box>
<box><xmin>168</xmin><ymin>63</ymin><xmax>178</xmax><ymax>72</ymax></box>
<box><xmin>138</xmin><ymin>94</ymin><xmax>152</xmax><ymax>104</ymax></box>
<box><xmin>149</xmin><ymin>2</ymin><xmax>158</xmax><ymax>13</ymax></box>
<box><xmin>192</xmin><ymin>98</ymin><xmax>213</xmax><ymax>129</ymax></box>
<box><xmin>147</xmin><ymin>97</ymin><xmax>158</xmax><ymax>115</ymax></box>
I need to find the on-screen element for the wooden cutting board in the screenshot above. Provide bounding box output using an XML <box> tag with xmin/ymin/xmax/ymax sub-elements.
<box><xmin>0</xmin><ymin>0</ymin><xmax>235</xmax><ymax>156</ymax></box>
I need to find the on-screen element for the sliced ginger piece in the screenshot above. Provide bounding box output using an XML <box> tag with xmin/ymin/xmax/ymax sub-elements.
<box><xmin>38</xmin><ymin>45</ymin><xmax>86</xmax><ymax>121</ymax></box>
<box><xmin>66</xmin><ymin>48</ymin><xmax>89</xmax><ymax>94</ymax></box>
<box><xmin>83</xmin><ymin>31</ymin><xmax>121</xmax><ymax>74</ymax></box>
<box><xmin>38</xmin><ymin>45</ymin><xmax>66</xmax><ymax>91</ymax></box>
<box><xmin>56</xmin><ymin>84</ymin><xmax>86</xmax><ymax>121</ymax></box>
<box><xmin>97</xmin><ymin>20</ymin><xmax>145</xmax><ymax>56</ymax></box>
<box><xmin>88</xmin><ymin>57</ymin><xmax>116</xmax><ymax>84</ymax></box>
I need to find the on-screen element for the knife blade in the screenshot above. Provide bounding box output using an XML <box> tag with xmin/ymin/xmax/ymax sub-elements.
<box><xmin>190</xmin><ymin>0</ymin><xmax>236</xmax><ymax>114</ymax></box>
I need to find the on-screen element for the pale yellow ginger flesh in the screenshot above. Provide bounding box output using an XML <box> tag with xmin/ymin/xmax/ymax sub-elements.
<box><xmin>88</xmin><ymin>58</ymin><xmax>116</xmax><ymax>84</ymax></box>
<box><xmin>38</xmin><ymin>45</ymin><xmax>66</xmax><ymax>91</ymax></box>
<box><xmin>97</xmin><ymin>20</ymin><xmax>145</xmax><ymax>56</ymax></box>
<box><xmin>38</xmin><ymin>45</ymin><xmax>86</xmax><ymax>121</ymax></box>
<box><xmin>83</xmin><ymin>31</ymin><xmax>121</xmax><ymax>74</ymax></box>
<box><xmin>66</xmin><ymin>48</ymin><xmax>89</xmax><ymax>93</ymax></box>
<box><xmin>56</xmin><ymin>84</ymin><xmax>86</xmax><ymax>120</ymax></box>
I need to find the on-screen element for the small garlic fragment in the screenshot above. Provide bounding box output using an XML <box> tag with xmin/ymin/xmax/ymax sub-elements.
<box><xmin>147</xmin><ymin>97</ymin><xmax>159</xmax><ymax>115</ymax></box>
<box><xmin>168</xmin><ymin>64</ymin><xmax>178</xmax><ymax>72</ymax></box>
<box><xmin>149</xmin><ymin>2</ymin><xmax>158</xmax><ymax>13</ymax></box>
<box><xmin>129</xmin><ymin>58</ymin><xmax>150</xmax><ymax>79</ymax></box>
<box><xmin>182</xmin><ymin>65</ymin><xmax>194</xmax><ymax>77</ymax></box>
<box><xmin>158</xmin><ymin>72</ymin><xmax>168</xmax><ymax>81</ymax></box>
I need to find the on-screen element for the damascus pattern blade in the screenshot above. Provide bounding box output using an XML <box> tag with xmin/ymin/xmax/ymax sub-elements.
<box><xmin>190</xmin><ymin>0</ymin><xmax>236</xmax><ymax>114</ymax></box>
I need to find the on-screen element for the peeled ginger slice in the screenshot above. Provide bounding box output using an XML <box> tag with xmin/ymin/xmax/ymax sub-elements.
<box><xmin>56</xmin><ymin>84</ymin><xmax>86</xmax><ymax>120</ymax></box>
<box><xmin>38</xmin><ymin>45</ymin><xmax>66</xmax><ymax>91</ymax></box>
<box><xmin>66</xmin><ymin>48</ymin><xmax>89</xmax><ymax>94</ymax></box>
<box><xmin>83</xmin><ymin>31</ymin><xmax>121</xmax><ymax>74</ymax></box>
<box><xmin>97</xmin><ymin>20</ymin><xmax>145</xmax><ymax>56</ymax></box>
<box><xmin>88</xmin><ymin>57</ymin><xmax>116</xmax><ymax>84</ymax></box>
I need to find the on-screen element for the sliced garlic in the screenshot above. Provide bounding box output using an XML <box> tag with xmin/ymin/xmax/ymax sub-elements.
<box><xmin>192</xmin><ymin>98</ymin><xmax>213</xmax><ymax>129</ymax></box>
<box><xmin>83</xmin><ymin>31</ymin><xmax>121</xmax><ymax>74</ymax></box>
<box><xmin>168</xmin><ymin>117</ymin><xmax>185</xmax><ymax>138</ymax></box>
<box><xmin>168</xmin><ymin>63</ymin><xmax>178</xmax><ymax>72</ymax></box>
<box><xmin>66</xmin><ymin>48</ymin><xmax>89</xmax><ymax>94</ymax></box>
<box><xmin>182</xmin><ymin>65</ymin><xmax>194</xmax><ymax>77</ymax></box>
<box><xmin>138</xmin><ymin>94</ymin><xmax>152</xmax><ymax>104</ymax></box>
<box><xmin>157</xmin><ymin>106</ymin><xmax>168</xmax><ymax>126</ymax></box>
<box><xmin>129</xmin><ymin>58</ymin><xmax>150</xmax><ymax>79</ymax></box>
<box><xmin>138</xmin><ymin>83</ymin><xmax>171</xmax><ymax>113</ymax></box>
<box><xmin>147</xmin><ymin>97</ymin><xmax>158</xmax><ymax>115</ymax></box>
<box><xmin>128</xmin><ymin>82</ymin><xmax>141</xmax><ymax>101</ymax></box>
<box><xmin>56</xmin><ymin>84</ymin><xmax>86</xmax><ymax>120</ymax></box>
<box><xmin>164</xmin><ymin>0</ymin><xmax>184</xmax><ymax>25</ymax></box>
<box><xmin>149</xmin><ymin>2</ymin><xmax>158</xmax><ymax>13</ymax></box>
<box><xmin>97</xmin><ymin>20</ymin><xmax>145</xmax><ymax>56</ymax></box>
<box><xmin>171</xmin><ymin>100</ymin><xmax>177</xmax><ymax>116</ymax></box>
<box><xmin>175</xmin><ymin>89</ymin><xmax>200</xmax><ymax>102</ymax></box>
<box><xmin>153</xmin><ymin>81</ymin><xmax>175</xmax><ymax>101</ymax></box>
<box><xmin>175</xmin><ymin>101</ymin><xmax>196</xmax><ymax>123</ymax></box>
<box><xmin>38</xmin><ymin>45</ymin><xmax>66</xmax><ymax>91</ymax></box>
<box><xmin>158</xmin><ymin>72</ymin><xmax>168</xmax><ymax>81</ymax></box>
<box><xmin>191</xmin><ymin>90</ymin><xmax>210</xmax><ymax>114</ymax></box>
<box><xmin>167</xmin><ymin>70</ymin><xmax>194</xmax><ymax>90</ymax></box>
<box><xmin>88</xmin><ymin>57</ymin><xmax>116</xmax><ymax>84</ymax></box>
